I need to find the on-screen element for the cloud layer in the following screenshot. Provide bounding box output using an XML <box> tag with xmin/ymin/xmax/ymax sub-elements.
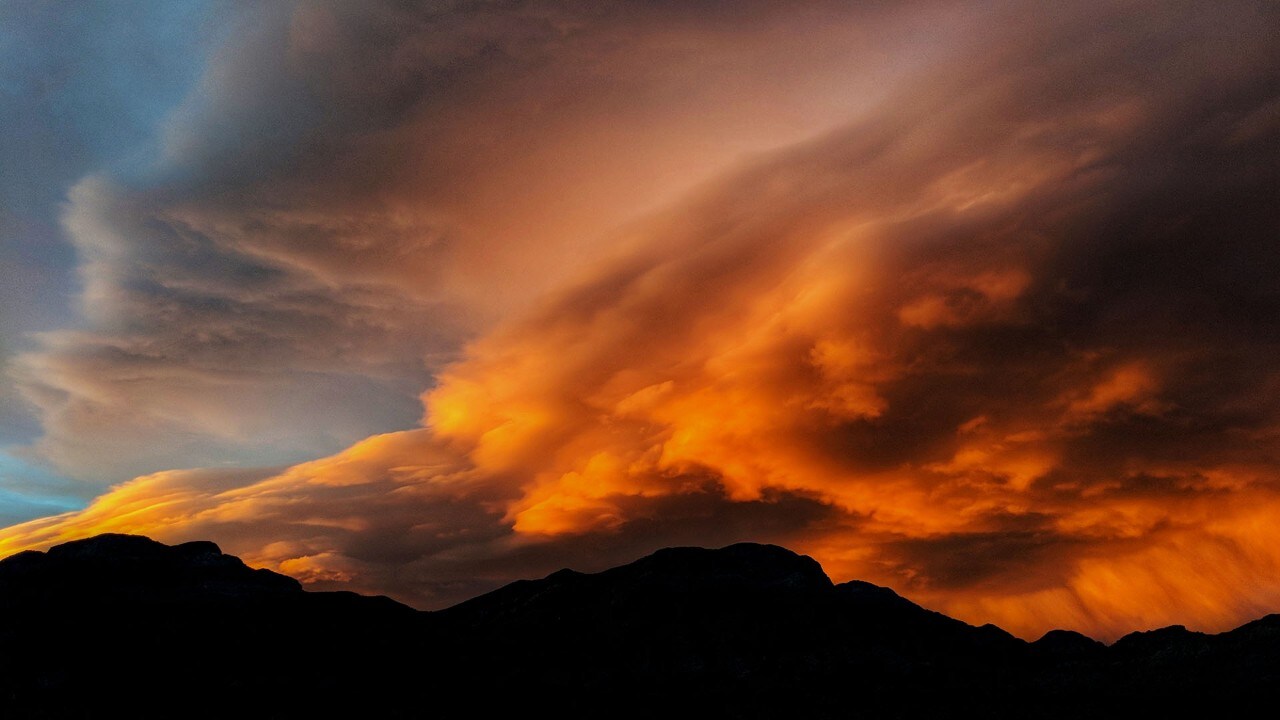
<box><xmin>12</xmin><ymin>0</ymin><xmax>926</xmax><ymax>481</ymax></box>
<box><xmin>4</xmin><ymin>0</ymin><xmax>1280</xmax><ymax>641</ymax></box>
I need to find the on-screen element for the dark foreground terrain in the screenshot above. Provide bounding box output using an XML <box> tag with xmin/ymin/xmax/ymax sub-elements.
<box><xmin>0</xmin><ymin>535</ymin><xmax>1276</xmax><ymax>718</ymax></box>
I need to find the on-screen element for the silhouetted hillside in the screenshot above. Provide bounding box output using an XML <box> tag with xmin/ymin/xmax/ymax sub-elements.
<box><xmin>0</xmin><ymin>535</ymin><xmax>1277</xmax><ymax>718</ymax></box>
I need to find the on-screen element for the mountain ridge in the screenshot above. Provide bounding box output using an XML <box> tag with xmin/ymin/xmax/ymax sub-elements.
<box><xmin>1</xmin><ymin>534</ymin><xmax>1277</xmax><ymax>717</ymax></box>
<box><xmin>4</xmin><ymin>533</ymin><xmax>1262</xmax><ymax>646</ymax></box>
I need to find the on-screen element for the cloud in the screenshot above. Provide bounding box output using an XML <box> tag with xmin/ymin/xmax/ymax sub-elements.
<box><xmin>8</xmin><ymin>174</ymin><xmax>457</xmax><ymax>480</ymax></box>
<box><xmin>10</xmin><ymin>0</ymin><xmax>935</xmax><ymax>482</ymax></box>
<box><xmin>3</xmin><ymin>0</ymin><xmax>1280</xmax><ymax>642</ymax></box>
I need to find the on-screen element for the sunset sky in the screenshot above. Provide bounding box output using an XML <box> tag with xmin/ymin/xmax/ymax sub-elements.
<box><xmin>2</xmin><ymin>0</ymin><xmax>1278</xmax><ymax>641</ymax></box>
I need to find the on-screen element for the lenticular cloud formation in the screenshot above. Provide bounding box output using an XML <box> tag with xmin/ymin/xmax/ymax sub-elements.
<box><xmin>4</xmin><ymin>0</ymin><xmax>1280</xmax><ymax>641</ymax></box>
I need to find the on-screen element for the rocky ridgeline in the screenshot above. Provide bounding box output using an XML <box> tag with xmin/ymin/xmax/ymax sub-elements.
<box><xmin>0</xmin><ymin>534</ymin><xmax>1276</xmax><ymax>717</ymax></box>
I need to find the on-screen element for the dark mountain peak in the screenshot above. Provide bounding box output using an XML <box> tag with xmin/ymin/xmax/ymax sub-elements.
<box><xmin>832</xmin><ymin>577</ymin><xmax>912</xmax><ymax>605</ymax></box>
<box><xmin>838</xmin><ymin>578</ymin><xmax>906</xmax><ymax>599</ymax></box>
<box><xmin>1032</xmin><ymin>629</ymin><xmax>1106</xmax><ymax>659</ymax></box>
<box><xmin>0</xmin><ymin>533</ymin><xmax>301</xmax><ymax>601</ymax></box>
<box><xmin>829</xmin><ymin>586</ymin><xmax>1028</xmax><ymax>664</ymax></box>
<box><xmin>976</xmin><ymin>622</ymin><xmax>1019</xmax><ymax>641</ymax></box>
<box><xmin>1112</xmin><ymin>624</ymin><xmax>1212</xmax><ymax>659</ymax></box>
<box><xmin>1226</xmin><ymin>613</ymin><xmax>1280</xmax><ymax>639</ymax></box>
<box><xmin>612</xmin><ymin>542</ymin><xmax>833</xmax><ymax>591</ymax></box>
<box><xmin>1115</xmin><ymin>623</ymin><xmax>1197</xmax><ymax>643</ymax></box>
<box><xmin>442</xmin><ymin>542</ymin><xmax>832</xmax><ymax>625</ymax></box>
<box><xmin>0</xmin><ymin>534</ymin><xmax>415</xmax><ymax>717</ymax></box>
<box><xmin>1035</xmin><ymin>628</ymin><xmax>1103</xmax><ymax>646</ymax></box>
<box><xmin>174</xmin><ymin>539</ymin><xmax>224</xmax><ymax>556</ymax></box>
<box><xmin>546</xmin><ymin>567</ymin><xmax>585</xmax><ymax>581</ymax></box>
<box><xmin>10</xmin><ymin>533</ymin><xmax>229</xmax><ymax>569</ymax></box>
<box><xmin>43</xmin><ymin>532</ymin><xmax>183</xmax><ymax>561</ymax></box>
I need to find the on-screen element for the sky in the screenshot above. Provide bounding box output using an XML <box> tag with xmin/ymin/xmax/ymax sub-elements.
<box><xmin>0</xmin><ymin>0</ymin><xmax>1278</xmax><ymax>642</ymax></box>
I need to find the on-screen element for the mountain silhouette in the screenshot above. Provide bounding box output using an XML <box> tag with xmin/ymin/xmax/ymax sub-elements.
<box><xmin>0</xmin><ymin>534</ymin><xmax>1276</xmax><ymax>717</ymax></box>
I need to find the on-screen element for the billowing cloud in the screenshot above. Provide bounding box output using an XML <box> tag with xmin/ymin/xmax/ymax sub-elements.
<box><xmin>11</xmin><ymin>0</ymin><xmax>931</xmax><ymax>480</ymax></box>
<box><xmin>4</xmin><ymin>0</ymin><xmax>1280</xmax><ymax>641</ymax></box>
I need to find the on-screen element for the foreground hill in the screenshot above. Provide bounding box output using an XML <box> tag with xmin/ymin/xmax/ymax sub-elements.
<box><xmin>0</xmin><ymin>535</ymin><xmax>1276</xmax><ymax>717</ymax></box>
